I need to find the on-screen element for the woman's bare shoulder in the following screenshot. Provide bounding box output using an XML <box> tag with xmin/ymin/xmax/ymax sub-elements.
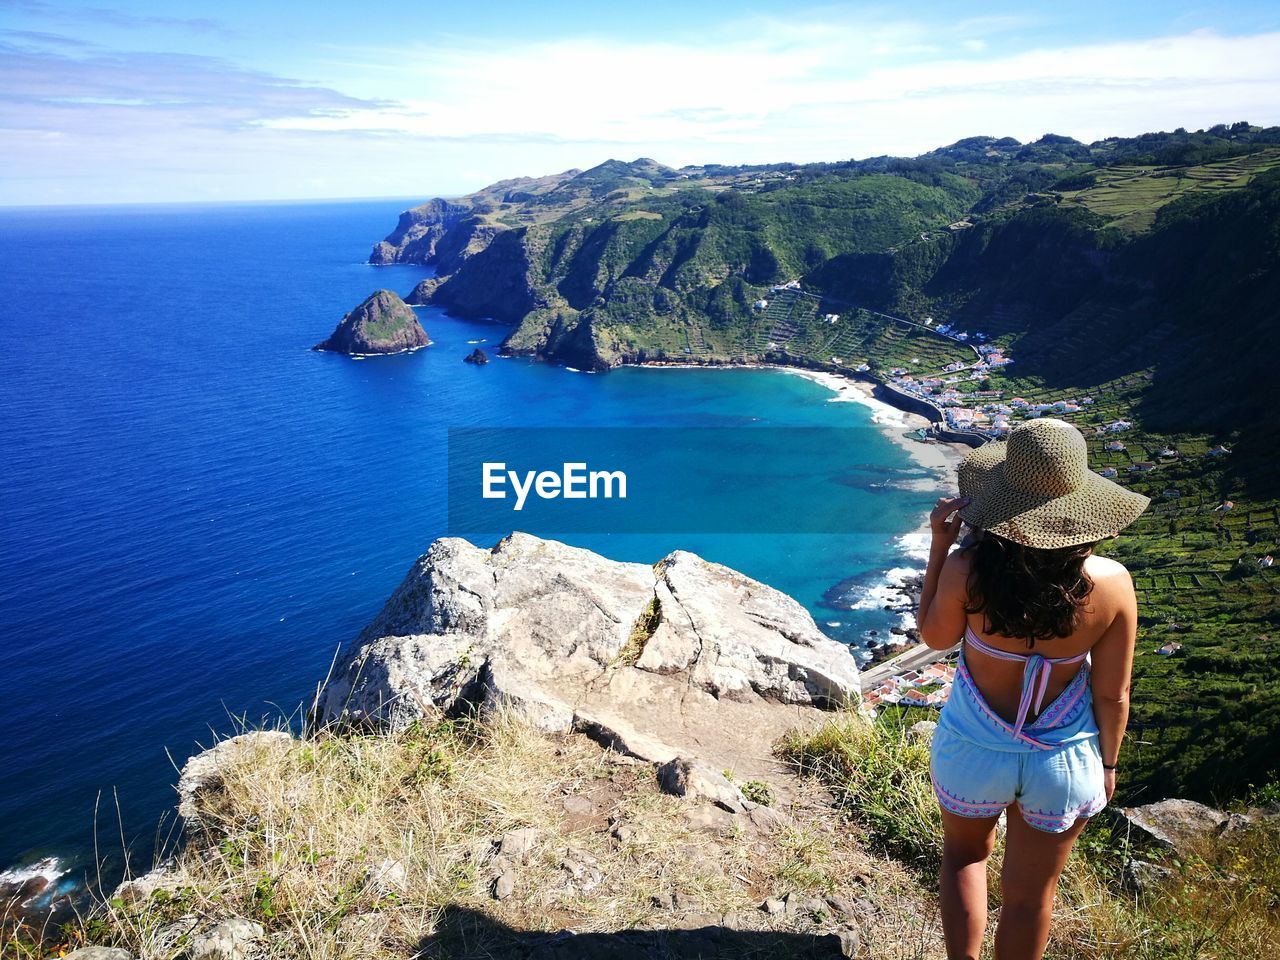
<box><xmin>1085</xmin><ymin>553</ymin><xmax>1130</xmax><ymax>580</ymax></box>
<box><xmin>1084</xmin><ymin>554</ymin><xmax>1135</xmax><ymax>601</ymax></box>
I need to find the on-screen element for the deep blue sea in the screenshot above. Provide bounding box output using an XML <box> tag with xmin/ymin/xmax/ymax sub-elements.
<box><xmin>0</xmin><ymin>199</ymin><xmax>943</xmax><ymax>895</ymax></box>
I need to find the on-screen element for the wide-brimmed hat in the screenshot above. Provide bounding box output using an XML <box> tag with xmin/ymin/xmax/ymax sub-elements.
<box><xmin>956</xmin><ymin>418</ymin><xmax>1150</xmax><ymax>549</ymax></box>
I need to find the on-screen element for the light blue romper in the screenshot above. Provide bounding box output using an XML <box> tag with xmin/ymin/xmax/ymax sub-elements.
<box><xmin>930</xmin><ymin>623</ymin><xmax>1108</xmax><ymax>833</ymax></box>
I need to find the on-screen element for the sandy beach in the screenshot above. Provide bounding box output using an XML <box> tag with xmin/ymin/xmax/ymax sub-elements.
<box><xmin>776</xmin><ymin>366</ymin><xmax>969</xmax><ymax>484</ymax></box>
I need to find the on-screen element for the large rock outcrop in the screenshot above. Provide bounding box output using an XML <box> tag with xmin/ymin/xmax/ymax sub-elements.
<box><xmin>313</xmin><ymin>290</ymin><xmax>430</xmax><ymax>355</ymax></box>
<box><xmin>313</xmin><ymin>533</ymin><xmax>861</xmax><ymax>785</ymax></box>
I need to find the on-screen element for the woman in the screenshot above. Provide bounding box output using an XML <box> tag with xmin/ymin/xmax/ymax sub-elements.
<box><xmin>916</xmin><ymin>418</ymin><xmax>1150</xmax><ymax>960</ymax></box>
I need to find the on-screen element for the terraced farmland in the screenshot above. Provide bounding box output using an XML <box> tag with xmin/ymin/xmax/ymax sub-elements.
<box><xmin>1057</xmin><ymin>148</ymin><xmax>1280</xmax><ymax>235</ymax></box>
<box><xmin>763</xmin><ymin>290</ymin><xmax>975</xmax><ymax>374</ymax></box>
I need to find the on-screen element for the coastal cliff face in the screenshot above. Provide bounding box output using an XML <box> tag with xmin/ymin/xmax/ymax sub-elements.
<box><xmin>314</xmin><ymin>532</ymin><xmax>860</xmax><ymax>784</ymax></box>
<box><xmin>313</xmin><ymin>289</ymin><xmax>430</xmax><ymax>355</ymax></box>
<box><xmin>411</xmin><ymin>228</ymin><xmax>541</xmax><ymax>324</ymax></box>
<box><xmin>369</xmin><ymin>166</ymin><xmax>588</xmax><ymax>266</ymax></box>
<box><xmin>369</xmin><ymin>198</ymin><xmax>474</xmax><ymax>265</ymax></box>
<box><xmin>370</xmin><ymin>136</ymin><xmax>1280</xmax><ymax>427</ymax></box>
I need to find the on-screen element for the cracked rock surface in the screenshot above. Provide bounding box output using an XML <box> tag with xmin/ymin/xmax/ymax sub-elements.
<box><xmin>313</xmin><ymin>532</ymin><xmax>860</xmax><ymax>792</ymax></box>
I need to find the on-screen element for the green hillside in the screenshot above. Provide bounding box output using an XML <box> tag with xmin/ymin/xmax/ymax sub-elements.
<box><xmin>374</xmin><ymin>123</ymin><xmax>1280</xmax><ymax>804</ymax></box>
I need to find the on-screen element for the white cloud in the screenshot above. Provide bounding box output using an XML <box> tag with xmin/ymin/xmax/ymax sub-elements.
<box><xmin>264</xmin><ymin>25</ymin><xmax>1280</xmax><ymax>163</ymax></box>
<box><xmin>4</xmin><ymin>14</ymin><xmax>1279</xmax><ymax>204</ymax></box>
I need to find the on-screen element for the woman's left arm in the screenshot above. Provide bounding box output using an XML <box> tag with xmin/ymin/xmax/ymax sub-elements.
<box><xmin>917</xmin><ymin>496</ymin><xmax>969</xmax><ymax>650</ymax></box>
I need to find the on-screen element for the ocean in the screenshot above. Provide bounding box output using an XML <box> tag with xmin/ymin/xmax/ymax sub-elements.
<box><xmin>0</xmin><ymin>199</ymin><xmax>944</xmax><ymax>896</ymax></box>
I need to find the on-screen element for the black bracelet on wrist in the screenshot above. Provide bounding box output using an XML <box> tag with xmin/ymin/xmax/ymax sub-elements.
<box><xmin>1102</xmin><ymin>762</ymin><xmax>1118</xmax><ymax>770</ymax></box>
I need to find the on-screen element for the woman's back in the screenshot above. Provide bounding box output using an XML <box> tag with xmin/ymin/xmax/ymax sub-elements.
<box><xmin>955</xmin><ymin>550</ymin><xmax>1133</xmax><ymax>726</ymax></box>
<box><xmin>922</xmin><ymin>419</ymin><xmax>1150</xmax><ymax>960</ymax></box>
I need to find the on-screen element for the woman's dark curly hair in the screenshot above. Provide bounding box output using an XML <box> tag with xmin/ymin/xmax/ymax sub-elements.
<box><xmin>960</xmin><ymin>529</ymin><xmax>1098</xmax><ymax>646</ymax></box>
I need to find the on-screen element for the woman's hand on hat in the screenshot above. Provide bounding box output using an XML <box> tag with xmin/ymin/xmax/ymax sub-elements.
<box><xmin>929</xmin><ymin>496</ymin><xmax>969</xmax><ymax>551</ymax></box>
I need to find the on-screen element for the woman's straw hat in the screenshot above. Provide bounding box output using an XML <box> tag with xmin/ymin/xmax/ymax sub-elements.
<box><xmin>956</xmin><ymin>418</ymin><xmax>1150</xmax><ymax>549</ymax></box>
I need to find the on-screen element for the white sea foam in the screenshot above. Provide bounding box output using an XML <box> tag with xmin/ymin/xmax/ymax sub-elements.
<box><xmin>0</xmin><ymin>856</ymin><xmax>66</xmax><ymax>888</ymax></box>
<box><xmin>781</xmin><ymin>368</ymin><xmax>918</xmax><ymax>427</ymax></box>
<box><xmin>844</xmin><ymin>566</ymin><xmax>918</xmax><ymax>610</ymax></box>
<box><xmin>895</xmin><ymin>530</ymin><xmax>932</xmax><ymax>563</ymax></box>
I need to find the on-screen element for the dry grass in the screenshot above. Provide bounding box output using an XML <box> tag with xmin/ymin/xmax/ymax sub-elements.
<box><xmin>36</xmin><ymin>710</ymin><xmax>950</xmax><ymax>959</ymax></box>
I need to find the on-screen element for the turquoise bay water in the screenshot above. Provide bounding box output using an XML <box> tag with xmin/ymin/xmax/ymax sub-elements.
<box><xmin>0</xmin><ymin>199</ymin><xmax>942</xmax><ymax>890</ymax></box>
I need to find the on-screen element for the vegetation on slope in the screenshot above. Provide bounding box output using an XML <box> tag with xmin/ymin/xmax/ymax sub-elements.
<box><xmin>14</xmin><ymin>716</ymin><xmax>941</xmax><ymax>960</ymax></box>
<box><xmin>22</xmin><ymin>711</ymin><xmax>1277</xmax><ymax>959</ymax></box>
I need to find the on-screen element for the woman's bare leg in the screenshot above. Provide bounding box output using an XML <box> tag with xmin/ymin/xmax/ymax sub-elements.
<box><xmin>994</xmin><ymin>806</ymin><xmax>1089</xmax><ymax>960</ymax></box>
<box><xmin>939</xmin><ymin>807</ymin><xmax>1001</xmax><ymax>960</ymax></box>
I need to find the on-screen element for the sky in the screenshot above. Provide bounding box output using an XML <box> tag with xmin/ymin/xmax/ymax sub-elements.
<box><xmin>3</xmin><ymin>0</ymin><xmax>1279</xmax><ymax>205</ymax></box>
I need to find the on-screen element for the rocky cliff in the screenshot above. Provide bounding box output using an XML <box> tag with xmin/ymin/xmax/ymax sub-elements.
<box><xmin>313</xmin><ymin>289</ymin><xmax>430</xmax><ymax>355</ymax></box>
<box><xmin>369</xmin><ymin>198</ymin><xmax>475</xmax><ymax>265</ymax></box>
<box><xmin>313</xmin><ymin>532</ymin><xmax>860</xmax><ymax>792</ymax></box>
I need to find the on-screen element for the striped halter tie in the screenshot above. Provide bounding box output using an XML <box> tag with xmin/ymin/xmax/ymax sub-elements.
<box><xmin>963</xmin><ymin>625</ymin><xmax>1089</xmax><ymax>741</ymax></box>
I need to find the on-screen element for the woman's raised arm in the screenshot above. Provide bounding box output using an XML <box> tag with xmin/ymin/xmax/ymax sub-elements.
<box><xmin>917</xmin><ymin>496</ymin><xmax>970</xmax><ymax>650</ymax></box>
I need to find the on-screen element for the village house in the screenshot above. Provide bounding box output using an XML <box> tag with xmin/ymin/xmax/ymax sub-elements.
<box><xmin>1157</xmin><ymin>642</ymin><xmax>1183</xmax><ymax>656</ymax></box>
<box><xmin>1129</xmin><ymin>461</ymin><xmax>1156</xmax><ymax>473</ymax></box>
<box><xmin>1105</xmin><ymin>440</ymin><xmax>1126</xmax><ymax>452</ymax></box>
<box><xmin>1106</xmin><ymin>419</ymin><xmax>1133</xmax><ymax>432</ymax></box>
<box><xmin>1099</xmin><ymin>467</ymin><xmax>1119</xmax><ymax>478</ymax></box>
